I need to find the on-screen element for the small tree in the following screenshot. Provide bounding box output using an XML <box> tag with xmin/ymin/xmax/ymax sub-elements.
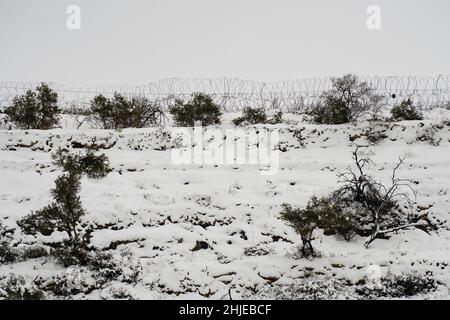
<box><xmin>310</xmin><ymin>74</ymin><xmax>385</xmax><ymax>124</ymax></box>
<box><xmin>17</xmin><ymin>149</ymin><xmax>110</xmax><ymax>263</ymax></box>
<box><xmin>5</xmin><ymin>83</ymin><xmax>60</xmax><ymax>129</ymax></box>
<box><xmin>169</xmin><ymin>93</ymin><xmax>222</xmax><ymax>126</ymax></box>
<box><xmin>88</xmin><ymin>93</ymin><xmax>166</xmax><ymax>129</ymax></box>
<box><xmin>391</xmin><ymin>98</ymin><xmax>423</xmax><ymax>121</ymax></box>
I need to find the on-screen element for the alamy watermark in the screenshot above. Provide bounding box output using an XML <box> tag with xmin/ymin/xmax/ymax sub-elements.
<box><xmin>65</xmin><ymin>4</ymin><xmax>380</xmax><ymax>31</ymax></box>
<box><xmin>66</xmin><ymin>5</ymin><xmax>81</xmax><ymax>30</ymax></box>
<box><xmin>366</xmin><ymin>5</ymin><xmax>381</xmax><ymax>30</ymax></box>
<box><xmin>171</xmin><ymin>124</ymin><xmax>280</xmax><ymax>175</ymax></box>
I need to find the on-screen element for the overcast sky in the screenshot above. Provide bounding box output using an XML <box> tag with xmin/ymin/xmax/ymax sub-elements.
<box><xmin>0</xmin><ymin>0</ymin><xmax>449</xmax><ymax>85</ymax></box>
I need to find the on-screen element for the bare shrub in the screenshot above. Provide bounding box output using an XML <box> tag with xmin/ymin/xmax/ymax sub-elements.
<box><xmin>281</xmin><ymin>147</ymin><xmax>434</xmax><ymax>251</ymax></box>
<box><xmin>332</xmin><ymin>147</ymin><xmax>433</xmax><ymax>247</ymax></box>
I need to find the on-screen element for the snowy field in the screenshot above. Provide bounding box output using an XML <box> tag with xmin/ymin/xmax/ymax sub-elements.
<box><xmin>1</xmin><ymin>111</ymin><xmax>450</xmax><ymax>300</ymax></box>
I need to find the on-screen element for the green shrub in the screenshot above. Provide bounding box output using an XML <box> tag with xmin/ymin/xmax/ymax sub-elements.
<box><xmin>280</xmin><ymin>203</ymin><xmax>318</xmax><ymax>258</ymax></box>
<box><xmin>233</xmin><ymin>107</ymin><xmax>283</xmax><ymax>126</ymax></box>
<box><xmin>4</xmin><ymin>83</ymin><xmax>60</xmax><ymax>129</ymax></box>
<box><xmin>233</xmin><ymin>107</ymin><xmax>268</xmax><ymax>125</ymax></box>
<box><xmin>309</xmin><ymin>99</ymin><xmax>350</xmax><ymax>125</ymax></box>
<box><xmin>89</xmin><ymin>93</ymin><xmax>166</xmax><ymax>129</ymax></box>
<box><xmin>169</xmin><ymin>93</ymin><xmax>221</xmax><ymax>126</ymax></box>
<box><xmin>309</xmin><ymin>74</ymin><xmax>384</xmax><ymax>124</ymax></box>
<box><xmin>391</xmin><ymin>99</ymin><xmax>423</xmax><ymax>121</ymax></box>
<box><xmin>280</xmin><ymin>197</ymin><xmax>355</xmax><ymax>257</ymax></box>
<box><xmin>51</xmin><ymin>246</ymin><xmax>90</xmax><ymax>267</ymax></box>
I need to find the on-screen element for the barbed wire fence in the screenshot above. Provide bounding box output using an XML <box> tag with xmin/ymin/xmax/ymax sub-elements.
<box><xmin>0</xmin><ymin>75</ymin><xmax>449</xmax><ymax>113</ymax></box>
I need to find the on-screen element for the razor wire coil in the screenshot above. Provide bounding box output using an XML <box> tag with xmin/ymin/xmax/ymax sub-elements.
<box><xmin>0</xmin><ymin>75</ymin><xmax>448</xmax><ymax>113</ymax></box>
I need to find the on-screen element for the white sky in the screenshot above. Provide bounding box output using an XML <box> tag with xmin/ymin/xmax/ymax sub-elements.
<box><xmin>0</xmin><ymin>0</ymin><xmax>449</xmax><ymax>85</ymax></box>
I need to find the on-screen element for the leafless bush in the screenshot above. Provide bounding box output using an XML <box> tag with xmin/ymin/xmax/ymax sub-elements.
<box><xmin>332</xmin><ymin>147</ymin><xmax>433</xmax><ymax>247</ymax></box>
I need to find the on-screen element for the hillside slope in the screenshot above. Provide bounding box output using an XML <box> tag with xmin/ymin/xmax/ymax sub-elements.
<box><xmin>0</xmin><ymin>116</ymin><xmax>449</xmax><ymax>299</ymax></box>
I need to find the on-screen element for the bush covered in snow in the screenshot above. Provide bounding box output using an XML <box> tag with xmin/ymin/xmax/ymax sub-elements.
<box><xmin>4</xmin><ymin>83</ymin><xmax>60</xmax><ymax>129</ymax></box>
<box><xmin>309</xmin><ymin>74</ymin><xmax>385</xmax><ymax>124</ymax></box>
<box><xmin>0</xmin><ymin>223</ymin><xmax>19</xmax><ymax>264</ymax></box>
<box><xmin>88</xmin><ymin>93</ymin><xmax>166</xmax><ymax>129</ymax></box>
<box><xmin>1</xmin><ymin>223</ymin><xmax>50</xmax><ymax>264</ymax></box>
<box><xmin>254</xmin><ymin>276</ymin><xmax>351</xmax><ymax>300</ymax></box>
<box><xmin>391</xmin><ymin>98</ymin><xmax>423</xmax><ymax>121</ymax></box>
<box><xmin>366</xmin><ymin>130</ymin><xmax>388</xmax><ymax>145</ymax></box>
<box><xmin>356</xmin><ymin>272</ymin><xmax>437</xmax><ymax>298</ymax></box>
<box><xmin>169</xmin><ymin>93</ymin><xmax>222</xmax><ymax>126</ymax></box>
<box><xmin>417</xmin><ymin>125</ymin><xmax>441</xmax><ymax>146</ymax></box>
<box><xmin>32</xmin><ymin>249</ymin><xmax>142</xmax><ymax>298</ymax></box>
<box><xmin>88</xmin><ymin>249</ymin><xmax>142</xmax><ymax>285</ymax></box>
<box><xmin>51</xmin><ymin>246</ymin><xmax>91</xmax><ymax>268</ymax></box>
<box><xmin>0</xmin><ymin>274</ymin><xmax>44</xmax><ymax>300</ymax></box>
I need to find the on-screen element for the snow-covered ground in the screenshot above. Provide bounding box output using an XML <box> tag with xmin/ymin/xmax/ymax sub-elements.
<box><xmin>1</xmin><ymin>111</ymin><xmax>450</xmax><ymax>299</ymax></box>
